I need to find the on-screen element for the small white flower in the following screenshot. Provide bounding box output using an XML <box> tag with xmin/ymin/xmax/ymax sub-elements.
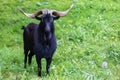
<box><xmin>102</xmin><ymin>61</ymin><xmax>108</xmax><ymax>68</ymax></box>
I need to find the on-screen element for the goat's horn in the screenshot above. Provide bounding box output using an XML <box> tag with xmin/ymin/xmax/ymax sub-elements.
<box><xmin>19</xmin><ymin>8</ymin><xmax>47</xmax><ymax>18</ymax></box>
<box><xmin>52</xmin><ymin>4</ymin><xmax>74</xmax><ymax>17</ymax></box>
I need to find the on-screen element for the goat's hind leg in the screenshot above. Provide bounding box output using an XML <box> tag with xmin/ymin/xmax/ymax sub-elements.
<box><xmin>24</xmin><ymin>49</ymin><xmax>29</xmax><ymax>68</ymax></box>
<box><xmin>28</xmin><ymin>51</ymin><xmax>34</xmax><ymax>65</ymax></box>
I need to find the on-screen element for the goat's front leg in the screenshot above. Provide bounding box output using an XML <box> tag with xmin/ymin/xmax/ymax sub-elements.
<box><xmin>36</xmin><ymin>55</ymin><xmax>42</xmax><ymax>76</ymax></box>
<box><xmin>46</xmin><ymin>58</ymin><xmax>52</xmax><ymax>75</ymax></box>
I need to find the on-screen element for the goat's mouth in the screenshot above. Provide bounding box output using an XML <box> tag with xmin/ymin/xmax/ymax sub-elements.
<box><xmin>44</xmin><ymin>33</ymin><xmax>52</xmax><ymax>42</ymax></box>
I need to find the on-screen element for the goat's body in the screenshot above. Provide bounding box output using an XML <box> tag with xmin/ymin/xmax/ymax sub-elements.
<box><xmin>23</xmin><ymin>22</ymin><xmax>57</xmax><ymax>76</ymax></box>
<box><xmin>23</xmin><ymin>22</ymin><xmax>57</xmax><ymax>57</ymax></box>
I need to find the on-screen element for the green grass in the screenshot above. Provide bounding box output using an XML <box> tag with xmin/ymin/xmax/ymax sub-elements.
<box><xmin>0</xmin><ymin>0</ymin><xmax>120</xmax><ymax>80</ymax></box>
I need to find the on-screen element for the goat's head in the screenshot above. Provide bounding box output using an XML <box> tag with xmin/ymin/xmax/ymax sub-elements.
<box><xmin>19</xmin><ymin>5</ymin><xmax>74</xmax><ymax>42</ymax></box>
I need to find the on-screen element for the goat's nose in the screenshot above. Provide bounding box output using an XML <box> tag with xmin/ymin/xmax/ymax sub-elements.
<box><xmin>45</xmin><ymin>24</ymin><xmax>50</xmax><ymax>32</ymax></box>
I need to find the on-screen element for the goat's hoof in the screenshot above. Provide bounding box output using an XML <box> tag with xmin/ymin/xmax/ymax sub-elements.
<box><xmin>38</xmin><ymin>73</ymin><xmax>41</xmax><ymax>77</ymax></box>
<box><xmin>24</xmin><ymin>66</ymin><xmax>26</xmax><ymax>68</ymax></box>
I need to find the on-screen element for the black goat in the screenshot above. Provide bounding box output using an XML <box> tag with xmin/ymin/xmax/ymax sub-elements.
<box><xmin>19</xmin><ymin>5</ymin><xmax>73</xmax><ymax>76</ymax></box>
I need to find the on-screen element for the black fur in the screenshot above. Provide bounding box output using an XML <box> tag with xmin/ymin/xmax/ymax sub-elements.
<box><xmin>22</xmin><ymin>14</ymin><xmax>59</xmax><ymax>76</ymax></box>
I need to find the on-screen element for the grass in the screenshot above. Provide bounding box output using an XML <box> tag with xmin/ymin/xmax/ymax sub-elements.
<box><xmin>0</xmin><ymin>0</ymin><xmax>120</xmax><ymax>80</ymax></box>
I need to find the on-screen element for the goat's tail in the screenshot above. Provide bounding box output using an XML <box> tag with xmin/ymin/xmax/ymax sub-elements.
<box><xmin>21</xmin><ymin>26</ymin><xmax>25</xmax><ymax>30</ymax></box>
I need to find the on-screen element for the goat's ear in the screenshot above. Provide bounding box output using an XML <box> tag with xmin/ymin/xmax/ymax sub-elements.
<box><xmin>35</xmin><ymin>16</ymin><xmax>41</xmax><ymax>20</ymax></box>
<box><xmin>54</xmin><ymin>16</ymin><xmax>60</xmax><ymax>20</ymax></box>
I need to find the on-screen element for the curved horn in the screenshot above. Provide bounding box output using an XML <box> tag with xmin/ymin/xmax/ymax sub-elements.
<box><xmin>52</xmin><ymin>4</ymin><xmax>74</xmax><ymax>17</ymax></box>
<box><xmin>19</xmin><ymin>8</ymin><xmax>47</xmax><ymax>18</ymax></box>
